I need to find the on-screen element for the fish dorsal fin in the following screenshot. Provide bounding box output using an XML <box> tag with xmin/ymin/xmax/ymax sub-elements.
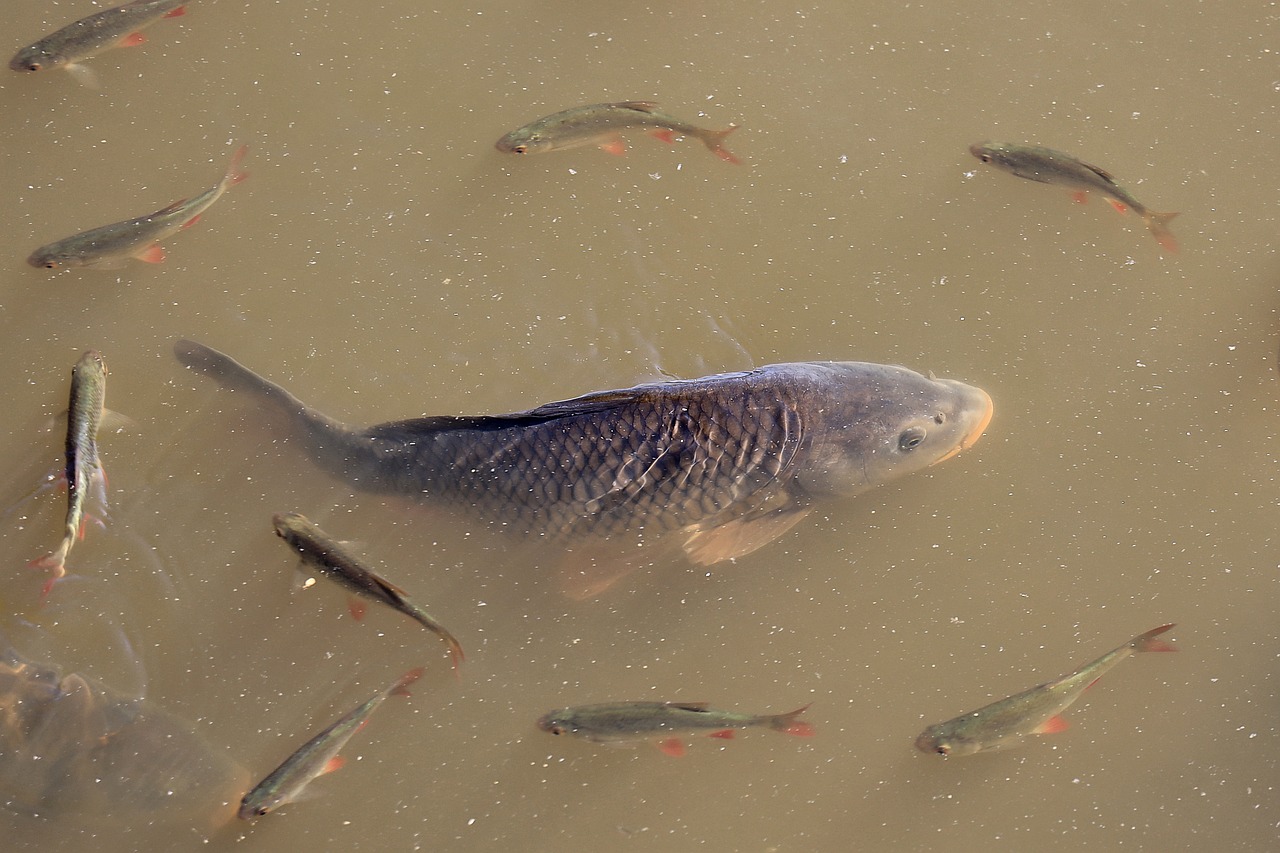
<box><xmin>1078</xmin><ymin>159</ymin><xmax>1117</xmax><ymax>185</ymax></box>
<box><xmin>363</xmin><ymin>388</ymin><xmax>651</xmax><ymax>439</ymax></box>
<box><xmin>681</xmin><ymin>502</ymin><xmax>812</xmax><ymax>566</ymax></box>
<box><xmin>152</xmin><ymin>197</ymin><xmax>192</xmax><ymax>218</ymax></box>
<box><xmin>665</xmin><ymin>702</ymin><xmax>710</xmax><ymax>712</ymax></box>
<box><xmin>615</xmin><ymin>101</ymin><xmax>659</xmax><ymax>113</ymax></box>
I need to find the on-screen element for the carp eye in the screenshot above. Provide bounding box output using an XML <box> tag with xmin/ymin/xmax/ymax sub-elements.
<box><xmin>513</xmin><ymin>145</ymin><xmax>528</xmax><ymax>154</ymax></box>
<box><xmin>44</xmin><ymin>261</ymin><xmax>59</xmax><ymax>269</ymax></box>
<box><xmin>936</xmin><ymin>745</ymin><xmax>950</xmax><ymax>756</ymax></box>
<box><xmin>898</xmin><ymin>426</ymin><xmax>927</xmax><ymax>451</ymax></box>
<box><xmin>980</xmin><ymin>154</ymin><xmax>991</xmax><ymax>163</ymax></box>
<box><xmin>549</xmin><ymin>725</ymin><xmax>566</xmax><ymax>735</ymax></box>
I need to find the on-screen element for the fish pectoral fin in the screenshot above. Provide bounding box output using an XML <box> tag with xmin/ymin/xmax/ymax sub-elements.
<box><xmin>66</xmin><ymin>63</ymin><xmax>101</xmax><ymax>89</ymax></box>
<box><xmin>708</xmin><ymin>730</ymin><xmax>735</xmax><ymax>739</ymax></box>
<box><xmin>599</xmin><ymin>136</ymin><xmax>627</xmax><ymax>157</ymax></box>
<box><xmin>555</xmin><ymin>535</ymin><xmax>682</xmax><ymax>599</ymax></box>
<box><xmin>322</xmin><ymin>755</ymin><xmax>346</xmax><ymax>775</ymax></box>
<box><xmin>347</xmin><ymin>596</ymin><xmax>368</xmax><ymax>621</ymax></box>
<box><xmin>1034</xmin><ymin>715</ymin><xmax>1070</xmax><ymax>735</ymax></box>
<box><xmin>658</xmin><ymin>738</ymin><xmax>686</xmax><ymax>757</ymax></box>
<box><xmin>681</xmin><ymin>505</ymin><xmax>812</xmax><ymax>566</ymax></box>
<box><xmin>135</xmin><ymin>244</ymin><xmax>166</xmax><ymax>264</ymax></box>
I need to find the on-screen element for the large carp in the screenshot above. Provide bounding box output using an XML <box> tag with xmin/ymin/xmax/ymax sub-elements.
<box><xmin>174</xmin><ymin>341</ymin><xmax>992</xmax><ymax>593</ymax></box>
<box><xmin>0</xmin><ymin>646</ymin><xmax>247</xmax><ymax>824</ymax></box>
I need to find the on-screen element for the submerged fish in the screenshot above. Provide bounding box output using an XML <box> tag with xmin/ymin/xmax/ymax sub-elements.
<box><xmin>173</xmin><ymin>341</ymin><xmax>992</xmax><ymax>595</ymax></box>
<box><xmin>238</xmin><ymin>668</ymin><xmax>424</xmax><ymax>820</ymax></box>
<box><xmin>10</xmin><ymin>0</ymin><xmax>186</xmax><ymax>87</ymax></box>
<box><xmin>915</xmin><ymin>624</ymin><xmax>1178</xmax><ymax>757</ymax></box>
<box><xmin>496</xmin><ymin>101</ymin><xmax>742</xmax><ymax>164</ymax></box>
<box><xmin>0</xmin><ymin>645</ymin><xmax>248</xmax><ymax>825</ymax></box>
<box><xmin>537</xmin><ymin>701</ymin><xmax>815</xmax><ymax>757</ymax></box>
<box><xmin>969</xmin><ymin>142</ymin><xmax>1180</xmax><ymax>252</ymax></box>
<box><xmin>272</xmin><ymin>512</ymin><xmax>464</xmax><ymax>670</ymax></box>
<box><xmin>29</xmin><ymin>351</ymin><xmax>109</xmax><ymax>597</ymax></box>
<box><xmin>28</xmin><ymin>145</ymin><xmax>249</xmax><ymax>270</ymax></box>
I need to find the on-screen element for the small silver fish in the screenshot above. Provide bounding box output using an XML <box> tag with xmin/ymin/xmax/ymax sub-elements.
<box><xmin>916</xmin><ymin>624</ymin><xmax>1178</xmax><ymax>757</ymax></box>
<box><xmin>28</xmin><ymin>351</ymin><xmax>109</xmax><ymax>597</ymax></box>
<box><xmin>10</xmin><ymin>0</ymin><xmax>187</xmax><ymax>88</ymax></box>
<box><xmin>238</xmin><ymin>668</ymin><xmax>424</xmax><ymax>820</ymax></box>
<box><xmin>29</xmin><ymin>145</ymin><xmax>248</xmax><ymax>270</ymax></box>
<box><xmin>969</xmin><ymin>142</ymin><xmax>1180</xmax><ymax>253</ymax></box>
<box><xmin>496</xmin><ymin>101</ymin><xmax>741</xmax><ymax>163</ymax></box>
<box><xmin>537</xmin><ymin>701</ymin><xmax>815</xmax><ymax>757</ymax></box>
<box><xmin>272</xmin><ymin>512</ymin><xmax>464</xmax><ymax>670</ymax></box>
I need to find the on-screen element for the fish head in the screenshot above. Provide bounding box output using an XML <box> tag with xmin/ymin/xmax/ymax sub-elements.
<box><xmin>237</xmin><ymin>792</ymin><xmax>279</xmax><ymax>822</ymax></box>
<box><xmin>969</xmin><ymin>141</ymin><xmax>1021</xmax><ymax>170</ymax></box>
<box><xmin>75</xmin><ymin>350</ymin><xmax>107</xmax><ymax>381</ymax></box>
<box><xmin>794</xmin><ymin>363</ymin><xmax>993</xmax><ymax>498</ymax></box>
<box><xmin>26</xmin><ymin>246</ymin><xmax>79</xmax><ymax>270</ymax></box>
<box><xmin>535</xmin><ymin>709</ymin><xmax>582</xmax><ymax>737</ymax></box>
<box><xmin>914</xmin><ymin>727</ymin><xmax>979</xmax><ymax>757</ymax></box>
<box><xmin>9</xmin><ymin>46</ymin><xmax>62</xmax><ymax>73</ymax></box>
<box><xmin>495</xmin><ymin>127</ymin><xmax>550</xmax><ymax>155</ymax></box>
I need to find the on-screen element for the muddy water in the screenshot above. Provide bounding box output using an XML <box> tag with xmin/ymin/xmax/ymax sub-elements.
<box><xmin>0</xmin><ymin>0</ymin><xmax>1278</xmax><ymax>850</ymax></box>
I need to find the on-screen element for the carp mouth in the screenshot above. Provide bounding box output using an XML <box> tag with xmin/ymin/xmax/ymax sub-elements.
<box><xmin>931</xmin><ymin>388</ymin><xmax>994</xmax><ymax>465</ymax></box>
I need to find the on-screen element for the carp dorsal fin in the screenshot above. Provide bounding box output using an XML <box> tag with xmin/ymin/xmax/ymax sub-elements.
<box><xmin>614</xmin><ymin>101</ymin><xmax>659</xmax><ymax>113</ymax></box>
<box><xmin>363</xmin><ymin>388</ymin><xmax>658</xmax><ymax>438</ymax></box>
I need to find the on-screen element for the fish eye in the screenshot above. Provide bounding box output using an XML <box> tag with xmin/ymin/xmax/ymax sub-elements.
<box><xmin>980</xmin><ymin>154</ymin><xmax>991</xmax><ymax>163</ymax></box>
<box><xmin>513</xmin><ymin>145</ymin><xmax>528</xmax><ymax>154</ymax></box>
<box><xmin>898</xmin><ymin>426</ymin><xmax>927</xmax><ymax>451</ymax></box>
<box><xmin>936</xmin><ymin>745</ymin><xmax>950</xmax><ymax>756</ymax></box>
<box><xmin>44</xmin><ymin>261</ymin><xmax>59</xmax><ymax>269</ymax></box>
<box><xmin>549</xmin><ymin>724</ymin><xmax>566</xmax><ymax>735</ymax></box>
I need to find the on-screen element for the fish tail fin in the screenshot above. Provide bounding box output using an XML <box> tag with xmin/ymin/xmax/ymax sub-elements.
<box><xmin>1144</xmin><ymin>211</ymin><xmax>1180</xmax><ymax>253</ymax></box>
<box><xmin>698</xmin><ymin>125</ymin><xmax>742</xmax><ymax>165</ymax></box>
<box><xmin>224</xmin><ymin>145</ymin><xmax>250</xmax><ymax>188</ymax></box>
<box><xmin>28</xmin><ymin>542</ymin><xmax>72</xmax><ymax>600</ymax></box>
<box><xmin>391</xmin><ymin>666</ymin><xmax>426</xmax><ymax>697</ymax></box>
<box><xmin>1131</xmin><ymin>623</ymin><xmax>1178</xmax><ymax>653</ymax></box>
<box><xmin>769</xmin><ymin>703</ymin><xmax>816</xmax><ymax>737</ymax></box>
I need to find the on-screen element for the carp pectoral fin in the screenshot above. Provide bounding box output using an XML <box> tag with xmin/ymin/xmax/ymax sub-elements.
<box><xmin>555</xmin><ymin>536</ymin><xmax>683</xmax><ymax>599</ymax></box>
<box><xmin>681</xmin><ymin>506</ymin><xmax>812</xmax><ymax>566</ymax></box>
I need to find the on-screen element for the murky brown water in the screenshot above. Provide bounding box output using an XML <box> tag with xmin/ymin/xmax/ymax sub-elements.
<box><xmin>2</xmin><ymin>0</ymin><xmax>1279</xmax><ymax>850</ymax></box>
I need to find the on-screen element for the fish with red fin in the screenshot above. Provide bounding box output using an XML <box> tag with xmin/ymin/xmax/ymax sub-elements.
<box><xmin>537</xmin><ymin>701</ymin><xmax>815</xmax><ymax>756</ymax></box>
<box><xmin>916</xmin><ymin>624</ymin><xmax>1178</xmax><ymax>757</ymax></box>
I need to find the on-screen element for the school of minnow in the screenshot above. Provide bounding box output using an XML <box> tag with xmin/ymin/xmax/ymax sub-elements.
<box><xmin>5</xmin><ymin>0</ymin><xmax>1212</xmax><ymax>838</ymax></box>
